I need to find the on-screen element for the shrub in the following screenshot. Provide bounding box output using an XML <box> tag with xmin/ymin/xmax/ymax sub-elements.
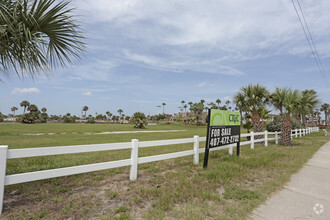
<box><xmin>20</xmin><ymin>112</ymin><xmax>40</xmax><ymax>124</ymax></box>
<box><xmin>131</xmin><ymin>112</ymin><xmax>147</xmax><ymax>129</ymax></box>
<box><xmin>266</xmin><ymin>114</ymin><xmax>303</xmax><ymax>132</ymax></box>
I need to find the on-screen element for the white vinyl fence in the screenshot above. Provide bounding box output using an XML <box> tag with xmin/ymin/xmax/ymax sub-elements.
<box><xmin>0</xmin><ymin>127</ymin><xmax>319</xmax><ymax>214</ymax></box>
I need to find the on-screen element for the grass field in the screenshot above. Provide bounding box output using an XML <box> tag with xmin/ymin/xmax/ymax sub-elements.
<box><xmin>0</xmin><ymin>123</ymin><xmax>329</xmax><ymax>219</ymax></box>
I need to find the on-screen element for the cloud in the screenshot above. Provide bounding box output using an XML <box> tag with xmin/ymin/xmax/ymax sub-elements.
<box><xmin>198</xmin><ymin>82</ymin><xmax>206</xmax><ymax>87</ymax></box>
<box><xmin>123</xmin><ymin>50</ymin><xmax>245</xmax><ymax>75</ymax></box>
<box><xmin>12</xmin><ymin>87</ymin><xmax>40</xmax><ymax>94</ymax></box>
<box><xmin>76</xmin><ymin>0</ymin><xmax>330</xmax><ymax>57</ymax></box>
<box><xmin>82</xmin><ymin>91</ymin><xmax>92</xmax><ymax>96</ymax></box>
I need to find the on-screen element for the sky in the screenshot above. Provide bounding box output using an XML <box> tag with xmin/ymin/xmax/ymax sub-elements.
<box><xmin>1</xmin><ymin>0</ymin><xmax>330</xmax><ymax>117</ymax></box>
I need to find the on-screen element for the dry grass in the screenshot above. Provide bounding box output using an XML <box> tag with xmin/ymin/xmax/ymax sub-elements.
<box><xmin>1</xmin><ymin>124</ymin><xmax>328</xmax><ymax>219</ymax></box>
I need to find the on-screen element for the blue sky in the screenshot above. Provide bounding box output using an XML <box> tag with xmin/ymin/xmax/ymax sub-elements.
<box><xmin>1</xmin><ymin>0</ymin><xmax>330</xmax><ymax>117</ymax></box>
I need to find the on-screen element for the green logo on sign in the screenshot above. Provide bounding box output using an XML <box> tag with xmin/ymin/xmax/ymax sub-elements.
<box><xmin>210</xmin><ymin>110</ymin><xmax>240</xmax><ymax>126</ymax></box>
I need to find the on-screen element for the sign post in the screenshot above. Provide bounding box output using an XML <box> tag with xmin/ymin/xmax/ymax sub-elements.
<box><xmin>203</xmin><ymin>109</ymin><xmax>241</xmax><ymax>168</ymax></box>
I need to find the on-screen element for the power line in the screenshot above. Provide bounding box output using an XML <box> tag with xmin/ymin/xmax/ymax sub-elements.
<box><xmin>291</xmin><ymin>0</ymin><xmax>329</xmax><ymax>89</ymax></box>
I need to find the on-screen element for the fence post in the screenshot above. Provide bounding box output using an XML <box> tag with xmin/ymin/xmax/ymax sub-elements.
<box><xmin>275</xmin><ymin>131</ymin><xmax>278</xmax><ymax>145</ymax></box>
<box><xmin>265</xmin><ymin>131</ymin><xmax>268</xmax><ymax>147</ymax></box>
<box><xmin>250</xmin><ymin>132</ymin><xmax>254</xmax><ymax>149</ymax></box>
<box><xmin>130</xmin><ymin>139</ymin><xmax>139</xmax><ymax>181</ymax></box>
<box><xmin>0</xmin><ymin>145</ymin><xmax>8</xmax><ymax>214</ymax></box>
<box><xmin>299</xmin><ymin>129</ymin><xmax>302</xmax><ymax>137</ymax></box>
<box><xmin>229</xmin><ymin>145</ymin><xmax>233</xmax><ymax>155</ymax></box>
<box><xmin>193</xmin><ymin>136</ymin><xmax>199</xmax><ymax>165</ymax></box>
<box><xmin>295</xmin><ymin>129</ymin><xmax>298</xmax><ymax>138</ymax></box>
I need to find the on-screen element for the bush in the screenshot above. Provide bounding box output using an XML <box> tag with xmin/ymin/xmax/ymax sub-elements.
<box><xmin>20</xmin><ymin>112</ymin><xmax>40</xmax><ymax>124</ymax></box>
<box><xmin>131</xmin><ymin>112</ymin><xmax>147</xmax><ymax>129</ymax></box>
<box><xmin>0</xmin><ymin>112</ymin><xmax>3</xmax><ymax>122</ymax></box>
<box><xmin>266</xmin><ymin>114</ymin><xmax>303</xmax><ymax>132</ymax></box>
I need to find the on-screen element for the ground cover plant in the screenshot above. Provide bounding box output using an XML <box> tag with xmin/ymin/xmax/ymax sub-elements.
<box><xmin>0</xmin><ymin>123</ymin><xmax>328</xmax><ymax>219</ymax></box>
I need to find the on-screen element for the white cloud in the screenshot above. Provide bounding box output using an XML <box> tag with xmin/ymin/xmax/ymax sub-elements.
<box><xmin>76</xmin><ymin>0</ymin><xmax>330</xmax><ymax>57</ymax></box>
<box><xmin>12</xmin><ymin>87</ymin><xmax>40</xmax><ymax>94</ymax></box>
<box><xmin>198</xmin><ymin>82</ymin><xmax>206</xmax><ymax>88</ymax></box>
<box><xmin>82</xmin><ymin>91</ymin><xmax>92</xmax><ymax>96</ymax></box>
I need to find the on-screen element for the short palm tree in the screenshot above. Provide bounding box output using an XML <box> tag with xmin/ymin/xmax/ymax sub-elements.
<box><xmin>20</xmin><ymin>100</ymin><xmax>30</xmax><ymax>114</ymax></box>
<box><xmin>41</xmin><ymin>107</ymin><xmax>47</xmax><ymax>113</ymax></box>
<box><xmin>270</xmin><ymin>88</ymin><xmax>288</xmax><ymax>114</ymax></box>
<box><xmin>300</xmin><ymin>90</ymin><xmax>319</xmax><ymax>126</ymax></box>
<box><xmin>0</xmin><ymin>0</ymin><xmax>85</xmax><ymax>79</ymax></box>
<box><xmin>280</xmin><ymin>89</ymin><xmax>301</xmax><ymax>146</ymax></box>
<box><xmin>27</xmin><ymin>104</ymin><xmax>39</xmax><ymax>112</ymax></box>
<box><xmin>239</xmin><ymin>84</ymin><xmax>270</xmax><ymax>138</ymax></box>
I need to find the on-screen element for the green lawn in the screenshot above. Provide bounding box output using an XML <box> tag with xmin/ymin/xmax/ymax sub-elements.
<box><xmin>1</xmin><ymin>123</ymin><xmax>328</xmax><ymax>219</ymax></box>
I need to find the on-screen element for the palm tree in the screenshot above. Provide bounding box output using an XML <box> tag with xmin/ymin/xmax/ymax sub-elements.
<box><xmin>270</xmin><ymin>88</ymin><xmax>288</xmax><ymax>114</ymax></box>
<box><xmin>82</xmin><ymin>106</ymin><xmax>88</xmax><ymax>118</ymax></box>
<box><xmin>117</xmin><ymin>109</ymin><xmax>123</xmax><ymax>120</ymax></box>
<box><xmin>0</xmin><ymin>0</ymin><xmax>85</xmax><ymax>79</ymax></box>
<box><xmin>181</xmin><ymin>100</ymin><xmax>185</xmax><ymax>108</ymax></box>
<box><xmin>20</xmin><ymin>100</ymin><xmax>30</xmax><ymax>114</ymax></box>
<box><xmin>105</xmin><ymin>111</ymin><xmax>112</xmax><ymax>120</ymax></box>
<box><xmin>301</xmin><ymin>90</ymin><xmax>319</xmax><ymax>126</ymax></box>
<box><xmin>162</xmin><ymin>103</ymin><xmax>166</xmax><ymax>114</ymax></box>
<box><xmin>320</xmin><ymin>103</ymin><xmax>330</xmax><ymax>126</ymax></box>
<box><xmin>28</xmin><ymin>104</ymin><xmax>39</xmax><ymax>112</ymax></box>
<box><xmin>216</xmin><ymin>99</ymin><xmax>221</xmax><ymax>108</ymax></box>
<box><xmin>183</xmin><ymin>104</ymin><xmax>188</xmax><ymax>113</ymax></box>
<box><xmin>280</xmin><ymin>89</ymin><xmax>301</xmax><ymax>146</ymax></box>
<box><xmin>239</xmin><ymin>84</ymin><xmax>270</xmax><ymax>139</ymax></box>
<box><xmin>11</xmin><ymin>106</ymin><xmax>18</xmax><ymax>115</ymax></box>
<box><xmin>233</xmin><ymin>92</ymin><xmax>246</xmax><ymax>127</ymax></box>
<box><xmin>41</xmin><ymin>107</ymin><xmax>47</xmax><ymax>113</ymax></box>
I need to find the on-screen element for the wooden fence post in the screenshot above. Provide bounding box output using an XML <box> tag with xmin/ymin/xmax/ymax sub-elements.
<box><xmin>295</xmin><ymin>129</ymin><xmax>298</xmax><ymax>138</ymax></box>
<box><xmin>0</xmin><ymin>145</ymin><xmax>8</xmax><ymax>214</ymax></box>
<box><xmin>250</xmin><ymin>132</ymin><xmax>254</xmax><ymax>149</ymax></box>
<box><xmin>265</xmin><ymin>131</ymin><xmax>268</xmax><ymax>147</ymax></box>
<box><xmin>299</xmin><ymin>129</ymin><xmax>302</xmax><ymax>137</ymax></box>
<box><xmin>193</xmin><ymin>136</ymin><xmax>199</xmax><ymax>165</ymax></box>
<box><xmin>130</xmin><ymin>139</ymin><xmax>139</xmax><ymax>181</ymax></box>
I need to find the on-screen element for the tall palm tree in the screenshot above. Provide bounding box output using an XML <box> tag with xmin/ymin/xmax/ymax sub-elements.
<box><xmin>183</xmin><ymin>104</ymin><xmax>188</xmax><ymax>113</ymax></box>
<box><xmin>117</xmin><ymin>109</ymin><xmax>123</xmax><ymax>120</ymax></box>
<box><xmin>11</xmin><ymin>106</ymin><xmax>18</xmax><ymax>115</ymax></box>
<box><xmin>20</xmin><ymin>100</ymin><xmax>30</xmax><ymax>114</ymax></box>
<box><xmin>41</xmin><ymin>107</ymin><xmax>47</xmax><ymax>113</ymax></box>
<box><xmin>216</xmin><ymin>99</ymin><xmax>221</xmax><ymax>108</ymax></box>
<box><xmin>162</xmin><ymin>103</ymin><xmax>166</xmax><ymax>114</ymax></box>
<box><xmin>181</xmin><ymin>100</ymin><xmax>185</xmax><ymax>108</ymax></box>
<box><xmin>82</xmin><ymin>106</ymin><xmax>88</xmax><ymax>118</ymax></box>
<box><xmin>280</xmin><ymin>89</ymin><xmax>301</xmax><ymax>146</ymax></box>
<box><xmin>233</xmin><ymin>92</ymin><xmax>246</xmax><ymax>127</ymax></box>
<box><xmin>270</xmin><ymin>88</ymin><xmax>288</xmax><ymax>114</ymax></box>
<box><xmin>320</xmin><ymin>103</ymin><xmax>330</xmax><ymax>126</ymax></box>
<box><xmin>0</xmin><ymin>0</ymin><xmax>85</xmax><ymax>79</ymax></box>
<box><xmin>239</xmin><ymin>84</ymin><xmax>270</xmax><ymax>138</ymax></box>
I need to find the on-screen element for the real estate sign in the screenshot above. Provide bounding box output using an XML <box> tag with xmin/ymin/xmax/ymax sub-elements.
<box><xmin>203</xmin><ymin>109</ymin><xmax>241</xmax><ymax>168</ymax></box>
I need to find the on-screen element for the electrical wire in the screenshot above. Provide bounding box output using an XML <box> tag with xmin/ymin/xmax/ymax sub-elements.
<box><xmin>291</xmin><ymin>0</ymin><xmax>329</xmax><ymax>88</ymax></box>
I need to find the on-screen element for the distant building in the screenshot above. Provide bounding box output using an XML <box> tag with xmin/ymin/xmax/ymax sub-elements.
<box><xmin>3</xmin><ymin>117</ymin><xmax>17</xmax><ymax>122</ymax></box>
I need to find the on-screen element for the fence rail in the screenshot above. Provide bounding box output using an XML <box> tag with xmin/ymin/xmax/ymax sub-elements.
<box><xmin>0</xmin><ymin>127</ymin><xmax>319</xmax><ymax>214</ymax></box>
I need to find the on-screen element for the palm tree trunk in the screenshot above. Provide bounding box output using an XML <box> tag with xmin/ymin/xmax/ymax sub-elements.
<box><xmin>252</xmin><ymin>109</ymin><xmax>263</xmax><ymax>140</ymax></box>
<box><xmin>280</xmin><ymin>115</ymin><xmax>292</xmax><ymax>146</ymax></box>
